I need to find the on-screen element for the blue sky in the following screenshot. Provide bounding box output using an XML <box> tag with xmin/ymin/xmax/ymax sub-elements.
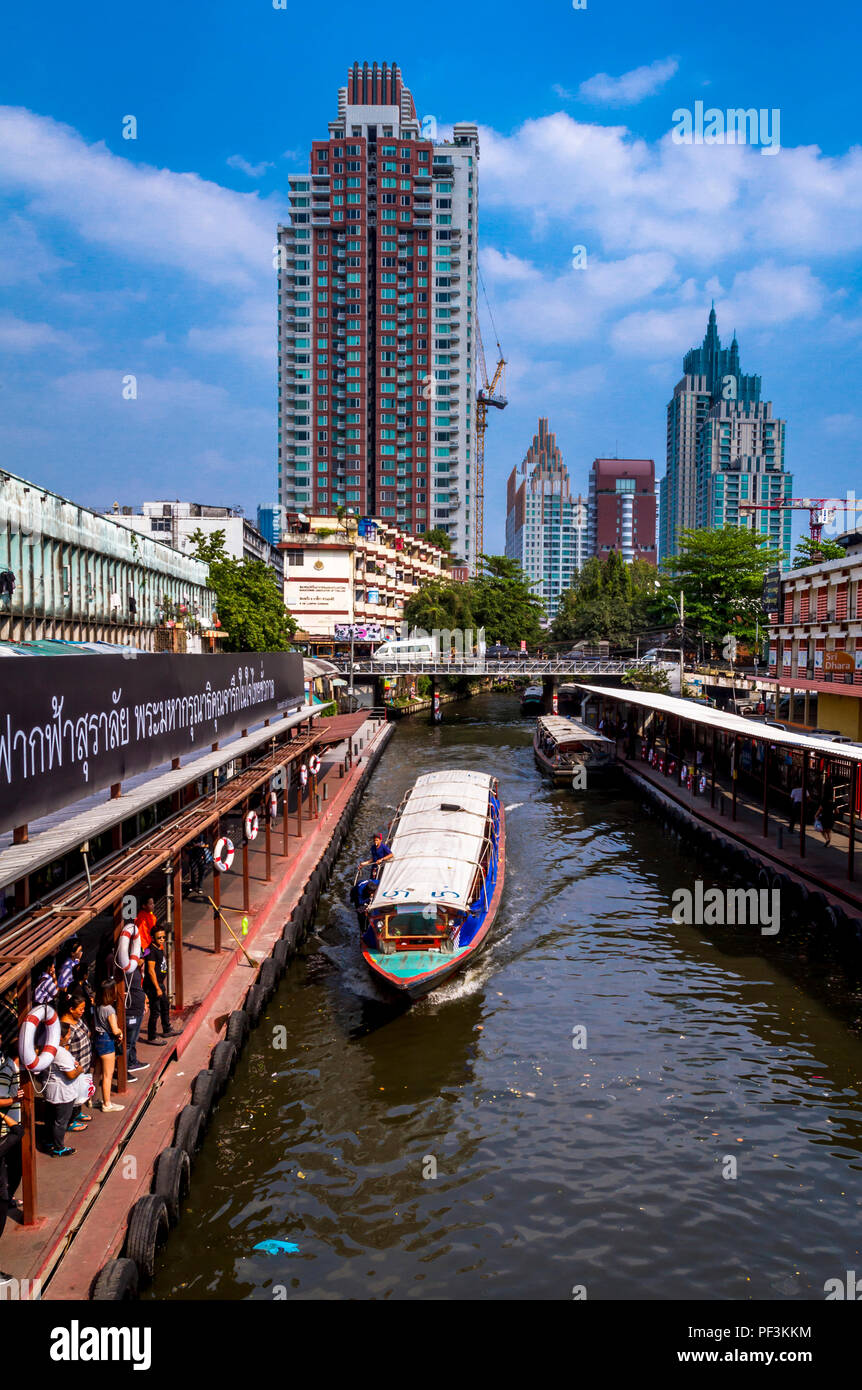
<box><xmin>1</xmin><ymin>0</ymin><xmax>860</xmax><ymax>553</ymax></box>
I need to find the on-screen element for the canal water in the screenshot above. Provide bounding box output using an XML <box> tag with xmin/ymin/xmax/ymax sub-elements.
<box><xmin>150</xmin><ymin>693</ymin><xmax>862</xmax><ymax>1301</ymax></box>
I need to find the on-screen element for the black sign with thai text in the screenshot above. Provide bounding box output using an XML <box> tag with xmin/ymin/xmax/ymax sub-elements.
<box><xmin>0</xmin><ymin>652</ymin><xmax>305</xmax><ymax>833</ymax></box>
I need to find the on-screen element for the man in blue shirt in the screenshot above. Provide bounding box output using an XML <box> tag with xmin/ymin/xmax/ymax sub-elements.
<box><xmin>362</xmin><ymin>832</ymin><xmax>393</xmax><ymax>879</ymax></box>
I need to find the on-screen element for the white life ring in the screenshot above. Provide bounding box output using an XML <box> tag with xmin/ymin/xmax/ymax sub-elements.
<box><xmin>244</xmin><ymin>811</ymin><xmax>259</xmax><ymax>842</ymax></box>
<box><xmin>214</xmin><ymin>836</ymin><xmax>235</xmax><ymax>872</ymax></box>
<box><xmin>308</xmin><ymin>754</ymin><xmax>321</xmax><ymax>777</ymax></box>
<box><xmin>299</xmin><ymin>765</ymin><xmax>309</xmax><ymax>787</ymax></box>
<box><xmin>116</xmin><ymin>924</ymin><xmax>142</xmax><ymax>976</ymax></box>
<box><xmin>268</xmin><ymin>791</ymin><xmax>278</xmax><ymax>820</ymax></box>
<box><xmin>19</xmin><ymin>1003</ymin><xmax>61</xmax><ymax>1074</ymax></box>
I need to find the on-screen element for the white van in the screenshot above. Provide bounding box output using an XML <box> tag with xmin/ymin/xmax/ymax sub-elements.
<box><xmin>372</xmin><ymin>636</ymin><xmax>439</xmax><ymax>663</ymax></box>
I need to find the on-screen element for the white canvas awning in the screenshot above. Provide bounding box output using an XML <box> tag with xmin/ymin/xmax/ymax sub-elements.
<box><xmin>370</xmin><ymin>769</ymin><xmax>495</xmax><ymax>913</ymax></box>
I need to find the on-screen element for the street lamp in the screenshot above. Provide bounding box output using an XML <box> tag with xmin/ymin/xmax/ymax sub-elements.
<box><xmin>667</xmin><ymin>590</ymin><xmax>685</xmax><ymax>695</ymax></box>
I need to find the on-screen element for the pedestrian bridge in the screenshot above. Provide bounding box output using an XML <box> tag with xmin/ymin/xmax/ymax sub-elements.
<box><xmin>332</xmin><ymin>656</ymin><xmax>659</xmax><ymax>678</ymax></box>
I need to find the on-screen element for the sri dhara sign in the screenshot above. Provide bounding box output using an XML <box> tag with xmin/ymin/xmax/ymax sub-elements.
<box><xmin>0</xmin><ymin>652</ymin><xmax>305</xmax><ymax>832</ymax></box>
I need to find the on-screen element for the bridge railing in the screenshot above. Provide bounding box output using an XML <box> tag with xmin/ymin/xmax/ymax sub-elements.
<box><xmin>332</xmin><ymin>657</ymin><xmax>655</xmax><ymax>677</ymax></box>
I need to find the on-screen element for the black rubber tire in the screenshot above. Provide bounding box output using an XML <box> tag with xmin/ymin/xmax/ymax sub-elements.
<box><xmin>282</xmin><ymin>917</ymin><xmax>301</xmax><ymax>951</ymax></box>
<box><xmin>91</xmin><ymin>1257</ymin><xmax>139</xmax><ymax>1301</ymax></box>
<box><xmin>273</xmin><ymin>940</ymin><xmax>291</xmax><ymax>973</ymax></box>
<box><xmin>808</xmin><ymin>891</ymin><xmax>829</xmax><ymax>926</ymax></box>
<box><xmin>174</xmin><ymin>1103</ymin><xmax>205</xmax><ymax>1158</ymax></box>
<box><xmin>124</xmin><ymin>1194</ymin><xmax>169</xmax><ymax>1283</ymax></box>
<box><xmin>244</xmin><ymin>982</ymin><xmax>267</xmax><ymax>1026</ymax></box>
<box><xmin>258</xmin><ymin>958</ymin><xmax>279</xmax><ymax>998</ymax></box>
<box><xmin>225</xmin><ymin>1009</ymin><xmax>249</xmax><ymax>1051</ymax></box>
<box><xmin>191</xmin><ymin>1069</ymin><xmax>218</xmax><ymax>1120</ymax></box>
<box><xmin>153</xmin><ymin>1146</ymin><xmax>191</xmax><ymax>1226</ymax></box>
<box><xmin>210</xmin><ymin>1038</ymin><xmax>238</xmax><ymax>1094</ymax></box>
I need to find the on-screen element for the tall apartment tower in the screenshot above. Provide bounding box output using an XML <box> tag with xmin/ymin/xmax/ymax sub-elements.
<box><xmin>277</xmin><ymin>62</ymin><xmax>479</xmax><ymax>568</ymax></box>
<box><xmin>505</xmin><ymin>418</ymin><xmax>588</xmax><ymax>620</ymax></box>
<box><xmin>660</xmin><ymin>305</ymin><xmax>766</xmax><ymax>560</ymax></box>
<box><xmin>587</xmin><ymin>458</ymin><xmax>657</xmax><ymax>564</ymax></box>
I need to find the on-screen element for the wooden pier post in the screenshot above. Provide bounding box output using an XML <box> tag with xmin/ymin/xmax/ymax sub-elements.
<box><xmin>173</xmin><ymin>856</ymin><xmax>184</xmax><ymax>1012</ymax></box>
<box><xmin>732</xmin><ymin>736</ymin><xmax>739</xmax><ymax>822</ymax></box>
<box><xmin>17</xmin><ymin>978</ymin><xmax>37</xmax><ymax>1226</ymax></box>
<box><xmin>849</xmin><ymin>763</ymin><xmax>858</xmax><ymax>881</ymax></box>
<box><xmin>242</xmin><ymin>797</ymin><xmax>250</xmax><ymax>913</ymax></box>
<box><xmin>762</xmin><ymin>742</ymin><xmax>769</xmax><ymax>839</ymax></box>
<box><xmin>800</xmin><ymin>752</ymin><xmax>808</xmax><ymax>859</ymax></box>
<box><xmin>710</xmin><ymin>727</ymin><xmax>717</xmax><ymax>809</ymax></box>
<box><xmin>113</xmin><ymin>898</ymin><xmax>128</xmax><ymax>1095</ymax></box>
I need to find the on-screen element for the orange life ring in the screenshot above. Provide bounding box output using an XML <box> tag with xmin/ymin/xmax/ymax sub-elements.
<box><xmin>116</xmin><ymin>924</ymin><xmax>142</xmax><ymax>976</ymax></box>
<box><xmin>19</xmin><ymin>1003</ymin><xmax>61</xmax><ymax>1074</ymax></box>
<box><xmin>214</xmin><ymin>836</ymin><xmax>235</xmax><ymax>872</ymax></box>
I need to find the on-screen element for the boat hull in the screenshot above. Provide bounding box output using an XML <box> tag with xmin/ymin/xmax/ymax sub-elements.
<box><xmin>363</xmin><ymin>804</ymin><xmax>506</xmax><ymax>1000</ymax></box>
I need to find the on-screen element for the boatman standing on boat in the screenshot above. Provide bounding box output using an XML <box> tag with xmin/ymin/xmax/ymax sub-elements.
<box><xmin>362</xmin><ymin>832</ymin><xmax>394</xmax><ymax>879</ymax></box>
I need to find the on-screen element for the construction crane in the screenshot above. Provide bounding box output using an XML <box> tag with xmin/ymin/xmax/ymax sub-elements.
<box><xmin>739</xmin><ymin>497</ymin><xmax>855</xmax><ymax>558</ymax></box>
<box><xmin>475</xmin><ymin>281</ymin><xmax>507</xmax><ymax>567</ymax></box>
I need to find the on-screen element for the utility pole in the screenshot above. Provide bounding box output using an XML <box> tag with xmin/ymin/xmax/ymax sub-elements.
<box><xmin>679</xmin><ymin>589</ymin><xmax>685</xmax><ymax>696</ymax></box>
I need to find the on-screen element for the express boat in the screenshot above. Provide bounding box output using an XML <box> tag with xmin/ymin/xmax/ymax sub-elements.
<box><xmin>353</xmin><ymin>769</ymin><xmax>505</xmax><ymax>999</ymax></box>
<box><xmin>533</xmin><ymin>714</ymin><xmax>616</xmax><ymax>785</ymax></box>
<box><xmin>520</xmin><ymin>685</ymin><xmax>544</xmax><ymax>712</ymax></box>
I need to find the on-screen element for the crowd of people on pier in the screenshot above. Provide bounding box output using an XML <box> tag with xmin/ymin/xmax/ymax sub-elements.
<box><xmin>0</xmin><ymin>896</ymin><xmax>180</xmax><ymax>1281</ymax></box>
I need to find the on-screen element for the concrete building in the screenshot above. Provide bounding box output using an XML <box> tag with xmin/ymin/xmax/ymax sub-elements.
<box><xmin>0</xmin><ymin>470</ymin><xmax>216</xmax><ymax>650</ymax></box>
<box><xmin>281</xmin><ymin>512</ymin><xmax>446</xmax><ymax>646</ymax></box>
<box><xmin>766</xmin><ymin>532</ymin><xmax>862</xmax><ymax>737</ymax></box>
<box><xmin>277</xmin><ymin>62</ymin><xmax>479</xmax><ymax>569</ymax></box>
<box><xmin>104</xmin><ymin>501</ymin><xmax>284</xmax><ymax>587</ymax></box>
<box><xmin>587</xmin><ymin>457</ymin><xmax>656</xmax><ymax>564</ymax></box>
<box><xmin>660</xmin><ymin>306</ymin><xmax>790</xmax><ymax>561</ymax></box>
<box><xmin>504</xmin><ymin>419</ymin><xmax>588</xmax><ymax>620</ymax></box>
<box><xmin>256</xmin><ymin>505</ymin><xmax>284</xmax><ymax>548</ymax></box>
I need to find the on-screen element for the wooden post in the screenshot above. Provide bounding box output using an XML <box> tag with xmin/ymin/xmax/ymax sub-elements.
<box><xmin>732</xmin><ymin>736</ymin><xmax>738</xmax><ymax>822</ymax></box>
<box><xmin>762</xmin><ymin>741</ymin><xmax>769</xmax><ymax>839</ymax></box>
<box><xmin>800</xmin><ymin>752</ymin><xmax>808</xmax><ymax>859</ymax></box>
<box><xmin>849</xmin><ymin>762</ymin><xmax>858</xmax><ymax>882</ymax></box>
<box><xmin>113</xmin><ymin>899</ymin><xmax>127</xmax><ymax>1095</ymax></box>
<box><xmin>282</xmin><ymin>767</ymin><xmax>289</xmax><ymax>858</ymax></box>
<box><xmin>173</xmin><ymin>856</ymin><xmax>184</xmax><ymax>1011</ymax></box>
<box><xmin>710</xmin><ymin>727</ymin><xmax>717</xmax><ymax>808</ymax></box>
<box><xmin>298</xmin><ymin>771</ymin><xmax>304</xmax><ymax>838</ymax></box>
<box><xmin>265</xmin><ymin>805</ymin><xmax>272</xmax><ymax>881</ymax></box>
<box><xmin>242</xmin><ymin>798</ymin><xmax>250</xmax><ymax>912</ymax></box>
<box><xmin>212</xmin><ymin>810</ymin><xmax>221</xmax><ymax>953</ymax></box>
<box><xmin>17</xmin><ymin>978</ymin><xmax>37</xmax><ymax>1225</ymax></box>
<box><xmin>311</xmin><ymin>773</ymin><xmax>318</xmax><ymax>820</ymax></box>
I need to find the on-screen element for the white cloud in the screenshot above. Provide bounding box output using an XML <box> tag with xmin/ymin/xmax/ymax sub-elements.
<box><xmin>0</xmin><ymin>314</ymin><xmax>80</xmax><ymax>353</ymax></box>
<box><xmin>227</xmin><ymin>154</ymin><xmax>274</xmax><ymax>178</ymax></box>
<box><xmin>0</xmin><ymin>213</ymin><xmax>69</xmax><ymax>284</ymax></box>
<box><xmin>578</xmin><ymin>58</ymin><xmax>679</xmax><ymax>106</ymax></box>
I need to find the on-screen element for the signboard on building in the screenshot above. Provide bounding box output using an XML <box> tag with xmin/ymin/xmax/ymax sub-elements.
<box><xmin>334</xmin><ymin>623</ymin><xmax>384</xmax><ymax>643</ymax></box>
<box><xmin>762</xmin><ymin>568</ymin><xmax>781</xmax><ymax>622</ymax></box>
<box><xmin>288</xmin><ymin>582</ymin><xmax>347</xmax><ymax>611</ymax></box>
<box><xmin>0</xmin><ymin>652</ymin><xmax>305</xmax><ymax>832</ymax></box>
<box><xmin>824</xmin><ymin>649</ymin><xmax>854</xmax><ymax>674</ymax></box>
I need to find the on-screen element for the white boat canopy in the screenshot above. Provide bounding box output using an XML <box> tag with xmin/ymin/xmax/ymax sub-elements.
<box><xmin>537</xmin><ymin>715</ymin><xmax>615</xmax><ymax>747</ymax></box>
<box><xmin>370</xmin><ymin>769</ymin><xmax>495</xmax><ymax>913</ymax></box>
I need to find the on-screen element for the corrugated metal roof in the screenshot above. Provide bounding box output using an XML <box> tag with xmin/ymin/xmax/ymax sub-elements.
<box><xmin>581</xmin><ymin>685</ymin><xmax>862</xmax><ymax>761</ymax></box>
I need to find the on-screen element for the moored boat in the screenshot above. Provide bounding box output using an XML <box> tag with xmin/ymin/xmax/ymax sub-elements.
<box><xmin>520</xmin><ymin>684</ymin><xmax>543</xmax><ymax>712</ymax></box>
<box><xmin>533</xmin><ymin>714</ymin><xmax>616</xmax><ymax>785</ymax></box>
<box><xmin>353</xmin><ymin>769</ymin><xmax>505</xmax><ymax>999</ymax></box>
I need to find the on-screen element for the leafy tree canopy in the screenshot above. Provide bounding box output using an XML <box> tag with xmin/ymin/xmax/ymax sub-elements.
<box><xmin>403</xmin><ymin>554</ymin><xmax>544</xmax><ymax>647</ymax></box>
<box><xmin>189</xmin><ymin>528</ymin><xmax>296</xmax><ymax>653</ymax></box>
<box><xmin>793</xmin><ymin>535</ymin><xmax>846</xmax><ymax>568</ymax></box>
<box><xmin>551</xmin><ymin>552</ymin><xmax>660</xmax><ymax>644</ymax></box>
<box><xmin>423</xmin><ymin>527</ymin><xmax>452</xmax><ymax>554</ymax></box>
<box><xmin>661</xmin><ymin>526</ymin><xmax>780</xmax><ymax>646</ymax></box>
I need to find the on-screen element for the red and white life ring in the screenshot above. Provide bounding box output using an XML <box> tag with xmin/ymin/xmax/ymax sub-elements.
<box><xmin>308</xmin><ymin>754</ymin><xmax>321</xmax><ymax>777</ymax></box>
<box><xmin>214</xmin><ymin>836</ymin><xmax>235</xmax><ymax>872</ymax></box>
<box><xmin>19</xmin><ymin>1003</ymin><xmax>61</xmax><ymax>1074</ymax></box>
<box><xmin>116</xmin><ymin>924</ymin><xmax>142</xmax><ymax>976</ymax></box>
<box><xmin>299</xmin><ymin>765</ymin><xmax>309</xmax><ymax>788</ymax></box>
<box><xmin>244</xmin><ymin>811</ymin><xmax>259</xmax><ymax>842</ymax></box>
<box><xmin>268</xmin><ymin>791</ymin><xmax>278</xmax><ymax>820</ymax></box>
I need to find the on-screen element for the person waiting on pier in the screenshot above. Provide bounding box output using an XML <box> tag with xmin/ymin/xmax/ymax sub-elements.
<box><xmin>361</xmin><ymin>832</ymin><xmax>393</xmax><ymax>881</ymax></box>
<box><xmin>59</xmin><ymin>989</ymin><xmax>94</xmax><ymax>1131</ymax></box>
<box><xmin>134</xmin><ymin>896</ymin><xmax>157</xmax><ymax>954</ymax></box>
<box><xmin>34</xmin><ymin>960</ymin><xmax>58</xmax><ymax>1006</ymax></box>
<box><xmin>816</xmin><ymin>780</ymin><xmax>835</xmax><ymax>847</ymax></box>
<box><xmin>93</xmin><ymin>981</ymin><xmax>124</xmax><ymax>1114</ymax></box>
<box><xmin>124</xmin><ymin>958</ymin><xmax>149</xmax><ymax>1076</ymax></box>
<box><xmin>788</xmin><ymin>784</ymin><xmax>803</xmax><ymax>833</ymax></box>
<box><xmin>43</xmin><ymin>1022</ymin><xmax>84</xmax><ymax>1156</ymax></box>
<box><xmin>188</xmin><ymin>833</ymin><xmax>210</xmax><ymax>898</ymax></box>
<box><xmin>0</xmin><ymin>1032</ymin><xmax>24</xmax><ymax>1257</ymax></box>
<box><xmin>144</xmin><ymin>930</ymin><xmax>174</xmax><ymax>1045</ymax></box>
<box><xmin>57</xmin><ymin>937</ymin><xmax>84</xmax><ymax>993</ymax></box>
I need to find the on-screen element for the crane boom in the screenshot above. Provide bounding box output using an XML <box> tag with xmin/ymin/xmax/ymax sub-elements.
<box><xmin>475</xmin><ymin>317</ymin><xmax>507</xmax><ymax>568</ymax></box>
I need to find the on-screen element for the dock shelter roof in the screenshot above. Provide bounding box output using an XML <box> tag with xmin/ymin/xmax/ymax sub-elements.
<box><xmin>537</xmin><ymin>715</ymin><xmax>614</xmax><ymax>746</ymax></box>
<box><xmin>580</xmin><ymin>686</ymin><xmax>862</xmax><ymax>763</ymax></box>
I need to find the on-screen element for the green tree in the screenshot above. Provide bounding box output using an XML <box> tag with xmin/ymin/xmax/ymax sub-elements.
<box><xmin>793</xmin><ymin>536</ymin><xmax>846</xmax><ymax>568</ymax></box>
<box><xmin>424</xmin><ymin>527</ymin><xmax>452</xmax><ymax>554</ymax></box>
<box><xmin>551</xmin><ymin>551</ymin><xmax>651</xmax><ymax>645</ymax></box>
<box><xmin>661</xmin><ymin>526</ymin><xmax>779</xmax><ymax>647</ymax></box>
<box><xmin>621</xmin><ymin>665</ymin><xmax>670</xmax><ymax>694</ymax></box>
<box><xmin>189</xmin><ymin>528</ymin><xmax>296</xmax><ymax>653</ymax></box>
<box><xmin>471</xmin><ymin>555</ymin><xmax>545</xmax><ymax>646</ymax></box>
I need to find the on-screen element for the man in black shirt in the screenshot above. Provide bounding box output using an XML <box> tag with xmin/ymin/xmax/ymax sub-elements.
<box><xmin>143</xmin><ymin>931</ymin><xmax>175</xmax><ymax>1044</ymax></box>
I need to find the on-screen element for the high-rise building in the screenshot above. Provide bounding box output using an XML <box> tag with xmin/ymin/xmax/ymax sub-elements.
<box><xmin>257</xmin><ymin>505</ymin><xmax>284</xmax><ymax>548</ymax></box>
<box><xmin>587</xmin><ymin>458</ymin><xmax>656</xmax><ymax>564</ymax></box>
<box><xmin>277</xmin><ymin>62</ymin><xmax>479</xmax><ymax>568</ymax></box>
<box><xmin>505</xmin><ymin>418</ymin><xmax>588</xmax><ymax>620</ymax></box>
<box><xmin>660</xmin><ymin>306</ymin><xmax>789</xmax><ymax>560</ymax></box>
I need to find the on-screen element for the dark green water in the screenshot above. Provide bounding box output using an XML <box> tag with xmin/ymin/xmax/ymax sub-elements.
<box><xmin>149</xmin><ymin>693</ymin><xmax>862</xmax><ymax>1301</ymax></box>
